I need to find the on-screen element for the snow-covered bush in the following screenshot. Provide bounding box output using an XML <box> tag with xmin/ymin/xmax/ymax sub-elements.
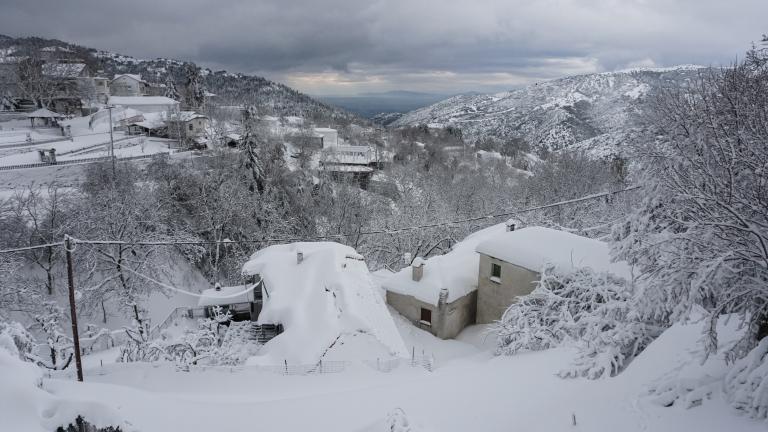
<box><xmin>724</xmin><ymin>338</ymin><xmax>768</xmax><ymax>419</ymax></box>
<box><xmin>495</xmin><ymin>266</ymin><xmax>659</xmax><ymax>378</ymax></box>
<box><xmin>0</xmin><ymin>319</ymin><xmax>36</xmax><ymax>361</ymax></box>
<box><xmin>31</xmin><ymin>302</ymin><xmax>73</xmax><ymax>370</ymax></box>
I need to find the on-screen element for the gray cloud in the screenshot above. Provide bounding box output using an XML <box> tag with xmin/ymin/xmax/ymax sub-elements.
<box><xmin>0</xmin><ymin>0</ymin><xmax>765</xmax><ymax>95</ymax></box>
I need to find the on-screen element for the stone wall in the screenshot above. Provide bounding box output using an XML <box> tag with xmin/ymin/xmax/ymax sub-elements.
<box><xmin>476</xmin><ymin>253</ymin><xmax>540</xmax><ymax>324</ymax></box>
<box><xmin>386</xmin><ymin>290</ymin><xmax>477</xmax><ymax>339</ymax></box>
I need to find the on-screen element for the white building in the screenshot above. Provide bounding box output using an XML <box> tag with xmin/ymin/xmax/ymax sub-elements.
<box><xmin>108</xmin><ymin>96</ymin><xmax>180</xmax><ymax>114</ymax></box>
<box><xmin>109</xmin><ymin>74</ymin><xmax>150</xmax><ymax>96</ymax></box>
<box><xmin>314</xmin><ymin>127</ymin><xmax>339</xmax><ymax>148</ymax></box>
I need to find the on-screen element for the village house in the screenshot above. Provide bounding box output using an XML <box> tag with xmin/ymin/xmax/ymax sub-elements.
<box><xmin>166</xmin><ymin>111</ymin><xmax>209</xmax><ymax>144</ymax></box>
<box><xmin>315</xmin><ymin>127</ymin><xmax>339</xmax><ymax>148</ymax></box>
<box><xmin>383</xmin><ymin>224</ymin><xmax>632</xmax><ymax>338</ymax></box>
<box><xmin>109</xmin><ymin>74</ymin><xmax>150</xmax><ymax>96</ymax></box>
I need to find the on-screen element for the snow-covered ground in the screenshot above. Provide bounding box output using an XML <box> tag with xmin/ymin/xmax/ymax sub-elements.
<box><xmin>3</xmin><ymin>311</ymin><xmax>756</xmax><ymax>432</ymax></box>
<box><xmin>0</xmin><ymin>116</ymin><xmax>175</xmax><ymax>167</ymax></box>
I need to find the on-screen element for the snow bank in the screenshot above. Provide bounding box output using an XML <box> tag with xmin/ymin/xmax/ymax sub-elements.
<box><xmin>241</xmin><ymin>242</ymin><xmax>407</xmax><ymax>365</ymax></box>
<box><xmin>475</xmin><ymin>226</ymin><xmax>632</xmax><ymax>278</ymax></box>
<box><xmin>382</xmin><ymin>223</ymin><xmax>508</xmax><ymax>305</ymax></box>
<box><xmin>0</xmin><ymin>334</ymin><xmax>131</xmax><ymax>432</ymax></box>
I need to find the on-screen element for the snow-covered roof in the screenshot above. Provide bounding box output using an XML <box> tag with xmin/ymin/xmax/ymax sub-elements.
<box><xmin>127</xmin><ymin>111</ymin><xmax>166</xmax><ymax>129</ymax></box>
<box><xmin>475</xmin><ymin>227</ymin><xmax>632</xmax><ymax>278</ymax></box>
<box><xmin>42</xmin><ymin>62</ymin><xmax>87</xmax><ymax>78</ymax></box>
<box><xmin>197</xmin><ymin>284</ymin><xmax>257</xmax><ymax>307</ymax></box>
<box><xmin>321</xmin><ymin>164</ymin><xmax>374</xmax><ymax>173</ymax></box>
<box><xmin>26</xmin><ymin>108</ymin><xmax>63</xmax><ymax>118</ymax></box>
<box><xmin>241</xmin><ymin>242</ymin><xmax>407</xmax><ymax>364</ymax></box>
<box><xmin>170</xmin><ymin>111</ymin><xmax>208</xmax><ymax>122</ymax></box>
<box><xmin>382</xmin><ymin>223</ymin><xmax>509</xmax><ymax>305</ymax></box>
<box><xmin>108</xmin><ymin>96</ymin><xmax>179</xmax><ymax>106</ymax></box>
<box><xmin>314</xmin><ymin>127</ymin><xmax>337</xmax><ymax>133</ymax></box>
<box><xmin>111</xmin><ymin>73</ymin><xmax>145</xmax><ymax>83</ymax></box>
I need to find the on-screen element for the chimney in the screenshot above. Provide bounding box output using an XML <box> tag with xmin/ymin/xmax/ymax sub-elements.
<box><xmin>411</xmin><ymin>258</ymin><xmax>424</xmax><ymax>282</ymax></box>
<box><xmin>505</xmin><ymin>220</ymin><xmax>516</xmax><ymax>232</ymax></box>
<box><xmin>214</xmin><ymin>282</ymin><xmax>222</xmax><ymax>292</ymax></box>
<box><xmin>438</xmin><ymin>288</ymin><xmax>449</xmax><ymax>307</ymax></box>
<box><xmin>297</xmin><ymin>251</ymin><xmax>304</xmax><ymax>264</ymax></box>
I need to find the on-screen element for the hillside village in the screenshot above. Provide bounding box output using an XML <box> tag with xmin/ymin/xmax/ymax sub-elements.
<box><xmin>0</xmin><ymin>28</ymin><xmax>767</xmax><ymax>432</ymax></box>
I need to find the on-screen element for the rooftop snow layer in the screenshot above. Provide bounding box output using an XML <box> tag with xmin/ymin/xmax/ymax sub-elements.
<box><xmin>108</xmin><ymin>96</ymin><xmax>179</xmax><ymax>106</ymax></box>
<box><xmin>241</xmin><ymin>242</ymin><xmax>407</xmax><ymax>365</ymax></box>
<box><xmin>475</xmin><ymin>226</ymin><xmax>632</xmax><ymax>278</ymax></box>
<box><xmin>197</xmin><ymin>284</ymin><xmax>257</xmax><ymax>307</ymax></box>
<box><xmin>382</xmin><ymin>222</ymin><xmax>508</xmax><ymax>305</ymax></box>
<box><xmin>27</xmin><ymin>108</ymin><xmax>64</xmax><ymax>118</ymax></box>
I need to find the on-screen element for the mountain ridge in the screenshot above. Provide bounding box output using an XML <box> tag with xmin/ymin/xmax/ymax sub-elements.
<box><xmin>393</xmin><ymin>65</ymin><xmax>706</xmax><ymax>155</ymax></box>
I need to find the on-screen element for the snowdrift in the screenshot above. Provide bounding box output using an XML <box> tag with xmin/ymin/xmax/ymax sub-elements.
<box><xmin>242</xmin><ymin>242</ymin><xmax>407</xmax><ymax>365</ymax></box>
<box><xmin>0</xmin><ymin>333</ymin><xmax>131</xmax><ymax>432</ymax></box>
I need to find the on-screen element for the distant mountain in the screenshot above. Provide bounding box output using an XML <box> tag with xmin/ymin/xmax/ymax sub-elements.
<box><xmin>393</xmin><ymin>66</ymin><xmax>705</xmax><ymax>156</ymax></box>
<box><xmin>0</xmin><ymin>34</ymin><xmax>363</xmax><ymax>124</ymax></box>
<box><xmin>319</xmin><ymin>90</ymin><xmax>458</xmax><ymax>119</ymax></box>
<box><xmin>370</xmin><ymin>112</ymin><xmax>405</xmax><ymax>126</ymax></box>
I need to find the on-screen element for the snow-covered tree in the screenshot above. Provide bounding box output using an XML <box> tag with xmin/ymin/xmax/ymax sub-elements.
<box><xmin>495</xmin><ymin>266</ymin><xmax>659</xmax><ymax>379</ymax></box>
<box><xmin>182</xmin><ymin>63</ymin><xmax>205</xmax><ymax>109</ymax></box>
<box><xmin>614</xmin><ymin>48</ymin><xmax>768</xmax><ymax>360</ymax></box>
<box><xmin>30</xmin><ymin>302</ymin><xmax>73</xmax><ymax>370</ymax></box>
<box><xmin>164</xmin><ymin>74</ymin><xmax>180</xmax><ymax>101</ymax></box>
<box><xmin>613</xmin><ymin>42</ymin><xmax>768</xmax><ymax>417</ymax></box>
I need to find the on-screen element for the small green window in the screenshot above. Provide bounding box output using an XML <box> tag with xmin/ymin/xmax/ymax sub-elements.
<box><xmin>491</xmin><ymin>263</ymin><xmax>501</xmax><ymax>280</ymax></box>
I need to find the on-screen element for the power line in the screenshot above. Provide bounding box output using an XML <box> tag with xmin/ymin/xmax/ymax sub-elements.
<box><xmin>80</xmin><ymin>243</ymin><xmax>259</xmax><ymax>300</ymax></box>
<box><xmin>0</xmin><ymin>185</ymin><xmax>642</xmax><ymax>253</ymax></box>
<box><xmin>0</xmin><ymin>241</ymin><xmax>64</xmax><ymax>254</ymax></box>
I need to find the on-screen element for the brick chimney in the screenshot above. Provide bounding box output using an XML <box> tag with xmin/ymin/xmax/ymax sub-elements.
<box><xmin>297</xmin><ymin>251</ymin><xmax>304</xmax><ymax>264</ymax></box>
<box><xmin>505</xmin><ymin>220</ymin><xmax>517</xmax><ymax>232</ymax></box>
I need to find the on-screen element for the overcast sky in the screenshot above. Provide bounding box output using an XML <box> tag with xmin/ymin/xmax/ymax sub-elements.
<box><xmin>1</xmin><ymin>0</ymin><xmax>765</xmax><ymax>96</ymax></box>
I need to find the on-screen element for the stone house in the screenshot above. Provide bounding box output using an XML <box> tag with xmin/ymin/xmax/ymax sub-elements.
<box><xmin>380</xmin><ymin>223</ymin><xmax>495</xmax><ymax>340</ymax></box>
<box><xmin>384</xmin><ymin>224</ymin><xmax>632</xmax><ymax>338</ymax></box>
<box><xmin>474</xmin><ymin>226</ymin><xmax>633</xmax><ymax>324</ymax></box>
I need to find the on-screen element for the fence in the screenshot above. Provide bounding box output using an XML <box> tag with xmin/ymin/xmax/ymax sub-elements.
<box><xmin>0</xmin><ymin>152</ymin><xmax>166</xmax><ymax>171</ymax></box>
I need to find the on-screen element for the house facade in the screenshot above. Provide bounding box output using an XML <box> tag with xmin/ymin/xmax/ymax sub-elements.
<box><xmin>386</xmin><ymin>287</ymin><xmax>477</xmax><ymax>340</ymax></box>
<box><xmin>384</xmin><ymin>224</ymin><xmax>633</xmax><ymax>339</ymax></box>
<box><xmin>382</xmin><ymin>253</ymin><xmax>480</xmax><ymax>340</ymax></box>
<box><xmin>166</xmin><ymin>111</ymin><xmax>208</xmax><ymax>139</ymax></box>
<box><xmin>475</xmin><ymin>254</ymin><xmax>540</xmax><ymax>324</ymax></box>
<box><xmin>109</xmin><ymin>74</ymin><xmax>150</xmax><ymax>96</ymax></box>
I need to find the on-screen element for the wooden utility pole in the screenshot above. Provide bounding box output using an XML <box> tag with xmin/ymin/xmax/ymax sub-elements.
<box><xmin>64</xmin><ymin>235</ymin><xmax>84</xmax><ymax>382</ymax></box>
<box><xmin>106</xmin><ymin>105</ymin><xmax>116</xmax><ymax>177</ymax></box>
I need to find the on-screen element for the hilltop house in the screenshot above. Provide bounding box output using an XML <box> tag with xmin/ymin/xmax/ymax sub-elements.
<box><xmin>383</xmin><ymin>224</ymin><xmax>632</xmax><ymax>338</ymax></box>
<box><xmin>109</xmin><ymin>74</ymin><xmax>150</xmax><ymax>96</ymax></box>
<box><xmin>166</xmin><ymin>111</ymin><xmax>209</xmax><ymax>145</ymax></box>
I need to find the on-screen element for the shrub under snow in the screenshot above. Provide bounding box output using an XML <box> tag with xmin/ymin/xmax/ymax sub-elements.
<box><xmin>725</xmin><ymin>337</ymin><xmax>768</xmax><ymax>419</ymax></box>
<box><xmin>495</xmin><ymin>266</ymin><xmax>659</xmax><ymax>379</ymax></box>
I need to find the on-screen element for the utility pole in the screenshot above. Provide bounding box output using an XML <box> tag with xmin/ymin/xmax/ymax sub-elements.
<box><xmin>106</xmin><ymin>105</ymin><xmax>116</xmax><ymax>177</ymax></box>
<box><xmin>64</xmin><ymin>235</ymin><xmax>84</xmax><ymax>382</ymax></box>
